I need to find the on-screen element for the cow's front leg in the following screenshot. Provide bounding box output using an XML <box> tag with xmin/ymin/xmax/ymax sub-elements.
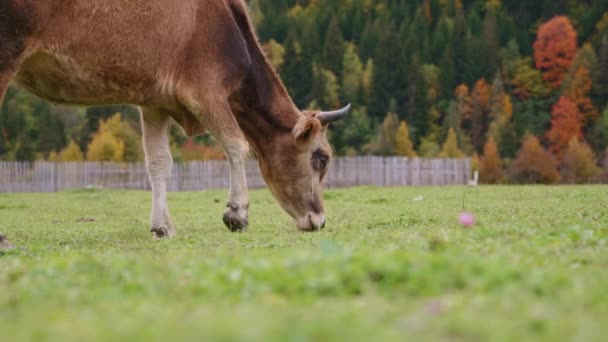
<box><xmin>178</xmin><ymin>92</ymin><xmax>250</xmax><ymax>232</ymax></box>
<box><xmin>222</xmin><ymin>140</ymin><xmax>250</xmax><ymax>232</ymax></box>
<box><xmin>141</xmin><ymin>108</ymin><xmax>175</xmax><ymax>238</ymax></box>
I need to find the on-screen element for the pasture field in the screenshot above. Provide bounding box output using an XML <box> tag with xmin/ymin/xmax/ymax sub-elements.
<box><xmin>0</xmin><ymin>186</ymin><xmax>607</xmax><ymax>341</ymax></box>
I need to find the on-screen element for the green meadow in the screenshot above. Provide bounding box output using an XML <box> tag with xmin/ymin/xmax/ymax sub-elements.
<box><xmin>1</xmin><ymin>186</ymin><xmax>607</xmax><ymax>341</ymax></box>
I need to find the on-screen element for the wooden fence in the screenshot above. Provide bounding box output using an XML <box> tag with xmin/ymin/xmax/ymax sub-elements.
<box><xmin>0</xmin><ymin>157</ymin><xmax>471</xmax><ymax>192</ymax></box>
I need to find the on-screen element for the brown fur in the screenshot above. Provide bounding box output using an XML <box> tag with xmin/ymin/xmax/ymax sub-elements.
<box><xmin>0</xmin><ymin>0</ymin><xmax>337</xmax><ymax>232</ymax></box>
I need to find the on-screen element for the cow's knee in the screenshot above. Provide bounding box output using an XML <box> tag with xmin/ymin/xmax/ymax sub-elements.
<box><xmin>223</xmin><ymin>139</ymin><xmax>249</xmax><ymax>163</ymax></box>
<box><xmin>146</xmin><ymin>149</ymin><xmax>172</xmax><ymax>182</ymax></box>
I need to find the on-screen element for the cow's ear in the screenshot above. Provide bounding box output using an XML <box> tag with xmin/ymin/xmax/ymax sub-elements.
<box><xmin>293</xmin><ymin>116</ymin><xmax>321</xmax><ymax>144</ymax></box>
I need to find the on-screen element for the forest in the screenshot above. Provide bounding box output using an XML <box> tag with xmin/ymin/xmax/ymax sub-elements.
<box><xmin>1</xmin><ymin>0</ymin><xmax>608</xmax><ymax>183</ymax></box>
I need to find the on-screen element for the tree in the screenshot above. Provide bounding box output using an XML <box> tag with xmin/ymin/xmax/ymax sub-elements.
<box><xmin>282</xmin><ymin>36</ymin><xmax>311</xmax><ymax>107</ymax></box>
<box><xmin>455</xmin><ymin>83</ymin><xmax>472</xmax><ymax>126</ymax></box>
<box><xmin>36</xmin><ymin>109</ymin><xmax>67</xmax><ymax>158</ymax></box>
<box><xmin>561</xmin><ymin>138</ymin><xmax>601</xmax><ymax>183</ymax></box>
<box><xmin>510</xmin><ymin>135</ymin><xmax>560</xmax><ymax>184</ymax></box>
<box><xmin>95</xmin><ymin>113</ymin><xmax>142</xmax><ymax>162</ymax></box>
<box><xmin>501</xmin><ymin>39</ymin><xmax>522</xmax><ymax>83</ymax></box>
<box><xmin>596</xmin><ymin>34</ymin><xmax>608</xmax><ymax>106</ymax></box>
<box><xmin>479</xmin><ymin>0</ymin><xmax>500</xmax><ymax>78</ymax></box>
<box><xmin>510</xmin><ymin>57</ymin><xmax>550</xmax><ymax>100</ymax></box>
<box><xmin>341</xmin><ymin>43</ymin><xmax>364</xmax><ymax>103</ymax></box>
<box><xmin>366</xmin><ymin>112</ymin><xmax>399</xmax><ymax>156</ymax></box>
<box><xmin>442</xmin><ymin>99</ymin><xmax>473</xmax><ymax>154</ymax></box>
<box><xmin>546</xmin><ymin>96</ymin><xmax>583</xmax><ymax>158</ymax></box>
<box><xmin>180</xmin><ymin>138</ymin><xmax>224</xmax><ymax>161</ymax></box>
<box><xmin>418</xmin><ymin>133</ymin><xmax>440</xmax><ymax>158</ymax></box>
<box><xmin>79</xmin><ymin>105</ymin><xmax>138</xmax><ymax>152</ymax></box>
<box><xmin>561</xmin><ymin>43</ymin><xmax>599</xmax><ymax>123</ymax></box>
<box><xmin>470</xmin><ymin>78</ymin><xmax>491</xmax><ymax>152</ymax></box>
<box><xmin>488</xmin><ymin>74</ymin><xmax>513</xmax><ymax>147</ymax></box>
<box><xmin>479</xmin><ymin>138</ymin><xmax>503</xmax><ymax>183</ymax></box>
<box><xmin>86</xmin><ymin>114</ymin><xmax>142</xmax><ymax>162</ymax></box>
<box><xmin>533</xmin><ymin>16</ymin><xmax>578</xmax><ymax>89</ymax></box>
<box><xmin>248</xmin><ymin>0</ymin><xmax>264</xmax><ymax>27</ymax></box>
<box><xmin>361</xmin><ymin>59</ymin><xmax>375</xmax><ymax>106</ymax></box>
<box><xmin>438</xmin><ymin>128</ymin><xmax>465</xmax><ymax>158</ymax></box>
<box><xmin>590</xmin><ymin>107</ymin><xmax>608</xmax><ymax>153</ymax></box>
<box><xmin>87</xmin><ymin>130</ymin><xmax>124</xmax><ymax>162</ymax></box>
<box><xmin>311</xmin><ymin>63</ymin><xmax>340</xmax><ymax>109</ymax></box>
<box><xmin>395</xmin><ymin>121</ymin><xmax>417</xmax><ymax>157</ymax></box>
<box><xmin>263</xmin><ymin>39</ymin><xmax>285</xmax><ymax>71</ymax></box>
<box><xmin>57</xmin><ymin>140</ymin><xmax>84</xmax><ymax>161</ymax></box>
<box><xmin>330</xmin><ymin>106</ymin><xmax>374</xmax><ymax>155</ymax></box>
<box><xmin>322</xmin><ymin>15</ymin><xmax>345</xmax><ymax>77</ymax></box>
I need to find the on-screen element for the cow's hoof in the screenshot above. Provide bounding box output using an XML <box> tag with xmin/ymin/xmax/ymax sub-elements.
<box><xmin>223</xmin><ymin>203</ymin><xmax>248</xmax><ymax>232</ymax></box>
<box><xmin>151</xmin><ymin>226</ymin><xmax>175</xmax><ymax>239</ymax></box>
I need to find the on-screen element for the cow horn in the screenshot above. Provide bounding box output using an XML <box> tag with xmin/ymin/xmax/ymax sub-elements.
<box><xmin>316</xmin><ymin>103</ymin><xmax>351</xmax><ymax>124</ymax></box>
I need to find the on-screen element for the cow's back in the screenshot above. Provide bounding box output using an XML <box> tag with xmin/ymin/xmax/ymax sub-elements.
<box><xmin>13</xmin><ymin>0</ymin><xmax>250</xmax><ymax>107</ymax></box>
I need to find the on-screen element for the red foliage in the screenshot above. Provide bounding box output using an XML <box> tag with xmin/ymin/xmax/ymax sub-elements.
<box><xmin>533</xmin><ymin>16</ymin><xmax>577</xmax><ymax>89</ymax></box>
<box><xmin>546</xmin><ymin>96</ymin><xmax>583</xmax><ymax>158</ymax></box>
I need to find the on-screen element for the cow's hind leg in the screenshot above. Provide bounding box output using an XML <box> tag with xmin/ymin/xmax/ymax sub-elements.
<box><xmin>141</xmin><ymin>108</ymin><xmax>175</xmax><ymax>238</ymax></box>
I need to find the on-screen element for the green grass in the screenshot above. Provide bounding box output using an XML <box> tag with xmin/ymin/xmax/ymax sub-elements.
<box><xmin>0</xmin><ymin>186</ymin><xmax>607</xmax><ymax>341</ymax></box>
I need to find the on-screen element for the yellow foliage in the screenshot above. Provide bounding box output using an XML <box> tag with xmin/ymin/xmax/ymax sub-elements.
<box><xmin>87</xmin><ymin>130</ymin><xmax>125</xmax><ymax>162</ymax></box>
<box><xmin>48</xmin><ymin>151</ymin><xmax>60</xmax><ymax>162</ymax></box>
<box><xmin>439</xmin><ymin>128</ymin><xmax>465</xmax><ymax>158</ymax></box>
<box><xmin>59</xmin><ymin>140</ymin><xmax>84</xmax><ymax>161</ymax></box>
<box><xmin>395</xmin><ymin>121</ymin><xmax>417</xmax><ymax>158</ymax></box>
<box><xmin>264</xmin><ymin>39</ymin><xmax>285</xmax><ymax>71</ymax></box>
<box><xmin>93</xmin><ymin>113</ymin><xmax>142</xmax><ymax>162</ymax></box>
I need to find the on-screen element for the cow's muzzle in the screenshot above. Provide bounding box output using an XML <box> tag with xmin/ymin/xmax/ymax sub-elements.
<box><xmin>296</xmin><ymin>212</ymin><xmax>326</xmax><ymax>232</ymax></box>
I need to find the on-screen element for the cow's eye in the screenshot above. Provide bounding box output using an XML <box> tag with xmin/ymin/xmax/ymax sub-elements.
<box><xmin>312</xmin><ymin>150</ymin><xmax>329</xmax><ymax>171</ymax></box>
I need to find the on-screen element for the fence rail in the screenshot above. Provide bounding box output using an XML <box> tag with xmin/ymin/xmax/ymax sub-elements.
<box><xmin>0</xmin><ymin>157</ymin><xmax>471</xmax><ymax>192</ymax></box>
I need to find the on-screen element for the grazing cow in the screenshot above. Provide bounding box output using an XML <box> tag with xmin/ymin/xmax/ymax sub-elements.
<box><xmin>0</xmin><ymin>0</ymin><xmax>350</xmax><ymax>238</ymax></box>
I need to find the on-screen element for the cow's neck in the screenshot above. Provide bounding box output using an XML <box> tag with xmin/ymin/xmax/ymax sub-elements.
<box><xmin>230</xmin><ymin>87</ymin><xmax>299</xmax><ymax>158</ymax></box>
<box><xmin>229</xmin><ymin>37</ymin><xmax>301</xmax><ymax>157</ymax></box>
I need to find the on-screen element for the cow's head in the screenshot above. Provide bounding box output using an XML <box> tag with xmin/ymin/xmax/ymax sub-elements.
<box><xmin>258</xmin><ymin>104</ymin><xmax>350</xmax><ymax>231</ymax></box>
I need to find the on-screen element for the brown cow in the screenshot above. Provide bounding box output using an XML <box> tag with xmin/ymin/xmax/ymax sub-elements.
<box><xmin>0</xmin><ymin>0</ymin><xmax>350</xmax><ymax>238</ymax></box>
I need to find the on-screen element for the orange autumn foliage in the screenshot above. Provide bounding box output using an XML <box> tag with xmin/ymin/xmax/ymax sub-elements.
<box><xmin>471</xmin><ymin>78</ymin><xmax>491</xmax><ymax>151</ymax></box>
<box><xmin>510</xmin><ymin>136</ymin><xmax>560</xmax><ymax>184</ymax></box>
<box><xmin>455</xmin><ymin>84</ymin><xmax>472</xmax><ymax>121</ymax></box>
<box><xmin>546</xmin><ymin>96</ymin><xmax>583</xmax><ymax>158</ymax></box>
<box><xmin>479</xmin><ymin>137</ymin><xmax>503</xmax><ymax>184</ymax></box>
<box><xmin>472</xmin><ymin>79</ymin><xmax>491</xmax><ymax>110</ymax></box>
<box><xmin>180</xmin><ymin>139</ymin><xmax>225</xmax><ymax>161</ymax></box>
<box><xmin>533</xmin><ymin>16</ymin><xmax>577</xmax><ymax>89</ymax></box>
